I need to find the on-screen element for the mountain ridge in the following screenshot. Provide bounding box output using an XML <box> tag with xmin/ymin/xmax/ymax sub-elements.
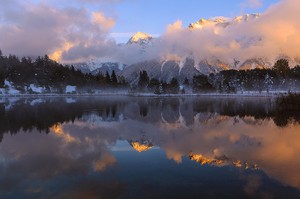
<box><xmin>72</xmin><ymin>13</ymin><xmax>299</xmax><ymax>83</ymax></box>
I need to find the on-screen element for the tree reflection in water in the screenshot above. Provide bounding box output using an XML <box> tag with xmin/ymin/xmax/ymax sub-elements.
<box><xmin>0</xmin><ymin>96</ymin><xmax>300</xmax><ymax>198</ymax></box>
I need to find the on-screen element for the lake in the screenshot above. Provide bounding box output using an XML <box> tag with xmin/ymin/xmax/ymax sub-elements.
<box><xmin>0</xmin><ymin>96</ymin><xmax>300</xmax><ymax>199</ymax></box>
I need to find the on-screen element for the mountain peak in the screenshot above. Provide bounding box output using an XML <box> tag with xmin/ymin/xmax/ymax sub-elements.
<box><xmin>189</xmin><ymin>14</ymin><xmax>260</xmax><ymax>30</ymax></box>
<box><xmin>233</xmin><ymin>13</ymin><xmax>260</xmax><ymax>23</ymax></box>
<box><xmin>128</xmin><ymin>32</ymin><xmax>153</xmax><ymax>45</ymax></box>
<box><xmin>189</xmin><ymin>18</ymin><xmax>213</xmax><ymax>29</ymax></box>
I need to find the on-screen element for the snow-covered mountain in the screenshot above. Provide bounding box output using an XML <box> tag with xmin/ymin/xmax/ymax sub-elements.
<box><xmin>119</xmin><ymin>58</ymin><xmax>201</xmax><ymax>83</ymax></box>
<box><xmin>239</xmin><ymin>58</ymin><xmax>272</xmax><ymax>70</ymax></box>
<box><xmin>90</xmin><ymin>62</ymin><xmax>126</xmax><ymax>76</ymax></box>
<box><xmin>73</xmin><ymin>59</ymin><xmax>126</xmax><ymax>75</ymax></box>
<box><xmin>188</xmin><ymin>14</ymin><xmax>260</xmax><ymax>30</ymax></box>
<box><xmin>127</xmin><ymin>32</ymin><xmax>153</xmax><ymax>45</ymax></box>
<box><xmin>72</xmin><ymin>32</ymin><xmax>153</xmax><ymax>77</ymax></box>
<box><xmin>71</xmin><ymin>14</ymin><xmax>278</xmax><ymax>83</ymax></box>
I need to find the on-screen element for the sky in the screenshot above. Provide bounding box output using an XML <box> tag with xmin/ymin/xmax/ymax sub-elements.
<box><xmin>2</xmin><ymin>0</ymin><xmax>300</xmax><ymax>65</ymax></box>
<box><xmin>111</xmin><ymin>0</ymin><xmax>280</xmax><ymax>42</ymax></box>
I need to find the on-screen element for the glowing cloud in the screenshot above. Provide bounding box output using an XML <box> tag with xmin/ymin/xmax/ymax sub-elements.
<box><xmin>1</xmin><ymin>0</ymin><xmax>300</xmax><ymax>67</ymax></box>
<box><xmin>166</xmin><ymin>20</ymin><xmax>183</xmax><ymax>34</ymax></box>
<box><xmin>0</xmin><ymin>0</ymin><xmax>116</xmax><ymax>62</ymax></box>
<box><xmin>51</xmin><ymin>124</ymin><xmax>76</xmax><ymax>143</ymax></box>
<box><xmin>130</xmin><ymin>141</ymin><xmax>153</xmax><ymax>152</ymax></box>
<box><xmin>92</xmin><ymin>12</ymin><xmax>116</xmax><ymax>32</ymax></box>
<box><xmin>93</xmin><ymin>153</ymin><xmax>117</xmax><ymax>172</ymax></box>
<box><xmin>49</xmin><ymin>42</ymin><xmax>75</xmax><ymax>62</ymax></box>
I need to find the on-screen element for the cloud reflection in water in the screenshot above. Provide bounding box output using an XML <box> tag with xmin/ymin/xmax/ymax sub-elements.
<box><xmin>0</xmin><ymin>96</ymin><xmax>300</xmax><ymax>198</ymax></box>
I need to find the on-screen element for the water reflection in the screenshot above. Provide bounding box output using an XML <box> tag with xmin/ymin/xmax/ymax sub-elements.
<box><xmin>0</xmin><ymin>96</ymin><xmax>300</xmax><ymax>198</ymax></box>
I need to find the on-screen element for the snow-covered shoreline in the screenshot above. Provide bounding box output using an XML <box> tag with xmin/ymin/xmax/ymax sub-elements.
<box><xmin>1</xmin><ymin>80</ymin><xmax>298</xmax><ymax>98</ymax></box>
<box><xmin>0</xmin><ymin>91</ymin><xmax>297</xmax><ymax>98</ymax></box>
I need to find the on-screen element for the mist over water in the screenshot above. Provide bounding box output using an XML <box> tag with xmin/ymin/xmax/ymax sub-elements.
<box><xmin>0</xmin><ymin>96</ymin><xmax>300</xmax><ymax>198</ymax></box>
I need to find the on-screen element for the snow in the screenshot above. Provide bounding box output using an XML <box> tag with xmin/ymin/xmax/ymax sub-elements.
<box><xmin>119</xmin><ymin>113</ymin><xmax>124</xmax><ymax>121</ymax></box>
<box><xmin>161</xmin><ymin>60</ymin><xmax>168</xmax><ymax>73</ymax></box>
<box><xmin>118</xmin><ymin>62</ymin><xmax>125</xmax><ymax>70</ymax></box>
<box><xmin>66</xmin><ymin>98</ymin><xmax>76</xmax><ymax>103</ymax></box>
<box><xmin>4</xmin><ymin>80</ymin><xmax>20</xmax><ymax>95</ymax></box>
<box><xmin>7</xmin><ymin>89</ymin><xmax>20</xmax><ymax>95</ymax></box>
<box><xmin>65</xmin><ymin>86</ymin><xmax>76</xmax><ymax>94</ymax></box>
<box><xmin>30</xmin><ymin>99</ymin><xmax>44</xmax><ymax>106</ymax></box>
<box><xmin>128</xmin><ymin>32</ymin><xmax>153</xmax><ymax>44</ymax></box>
<box><xmin>4</xmin><ymin>80</ymin><xmax>12</xmax><ymax>87</ymax></box>
<box><xmin>189</xmin><ymin>18</ymin><xmax>213</xmax><ymax>29</ymax></box>
<box><xmin>189</xmin><ymin>14</ymin><xmax>260</xmax><ymax>30</ymax></box>
<box><xmin>178</xmin><ymin>59</ymin><xmax>186</xmax><ymax>74</ymax></box>
<box><xmin>29</xmin><ymin>84</ymin><xmax>44</xmax><ymax>93</ymax></box>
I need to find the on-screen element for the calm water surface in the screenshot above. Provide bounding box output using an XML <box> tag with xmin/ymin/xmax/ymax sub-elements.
<box><xmin>0</xmin><ymin>96</ymin><xmax>300</xmax><ymax>199</ymax></box>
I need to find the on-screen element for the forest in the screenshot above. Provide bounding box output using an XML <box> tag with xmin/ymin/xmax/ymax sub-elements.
<box><xmin>1</xmin><ymin>50</ymin><xmax>300</xmax><ymax>94</ymax></box>
<box><xmin>0</xmin><ymin>51</ymin><xmax>128</xmax><ymax>93</ymax></box>
<box><xmin>135</xmin><ymin>58</ymin><xmax>300</xmax><ymax>94</ymax></box>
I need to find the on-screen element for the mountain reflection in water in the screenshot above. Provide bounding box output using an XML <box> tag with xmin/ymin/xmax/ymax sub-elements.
<box><xmin>0</xmin><ymin>96</ymin><xmax>300</xmax><ymax>199</ymax></box>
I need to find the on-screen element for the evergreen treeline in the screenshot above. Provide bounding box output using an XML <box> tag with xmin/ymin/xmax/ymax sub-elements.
<box><xmin>0</xmin><ymin>51</ymin><xmax>128</xmax><ymax>93</ymax></box>
<box><xmin>1</xmin><ymin>50</ymin><xmax>300</xmax><ymax>94</ymax></box>
<box><xmin>135</xmin><ymin>70</ymin><xmax>180</xmax><ymax>94</ymax></box>
<box><xmin>197</xmin><ymin>59</ymin><xmax>300</xmax><ymax>93</ymax></box>
<box><xmin>135</xmin><ymin>59</ymin><xmax>300</xmax><ymax>94</ymax></box>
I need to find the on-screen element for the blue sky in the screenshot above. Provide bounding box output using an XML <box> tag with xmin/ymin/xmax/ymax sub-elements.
<box><xmin>110</xmin><ymin>0</ymin><xmax>280</xmax><ymax>42</ymax></box>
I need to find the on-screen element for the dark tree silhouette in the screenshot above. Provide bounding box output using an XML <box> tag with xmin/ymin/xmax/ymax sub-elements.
<box><xmin>148</xmin><ymin>78</ymin><xmax>160</xmax><ymax>93</ymax></box>
<box><xmin>169</xmin><ymin>77</ymin><xmax>179</xmax><ymax>94</ymax></box>
<box><xmin>105</xmin><ymin>71</ymin><xmax>111</xmax><ymax>85</ymax></box>
<box><xmin>193</xmin><ymin>75</ymin><xmax>214</xmax><ymax>93</ymax></box>
<box><xmin>273</xmin><ymin>58</ymin><xmax>290</xmax><ymax>77</ymax></box>
<box><xmin>138</xmin><ymin>70</ymin><xmax>149</xmax><ymax>90</ymax></box>
<box><xmin>183</xmin><ymin>77</ymin><xmax>189</xmax><ymax>86</ymax></box>
<box><xmin>111</xmin><ymin>70</ymin><xmax>118</xmax><ymax>86</ymax></box>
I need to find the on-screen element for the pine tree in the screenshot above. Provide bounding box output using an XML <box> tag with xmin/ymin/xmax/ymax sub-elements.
<box><xmin>148</xmin><ymin>78</ymin><xmax>160</xmax><ymax>93</ymax></box>
<box><xmin>183</xmin><ymin>77</ymin><xmax>189</xmax><ymax>86</ymax></box>
<box><xmin>273</xmin><ymin>59</ymin><xmax>289</xmax><ymax>77</ymax></box>
<box><xmin>192</xmin><ymin>75</ymin><xmax>214</xmax><ymax>93</ymax></box>
<box><xmin>138</xmin><ymin>70</ymin><xmax>149</xmax><ymax>90</ymax></box>
<box><xmin>105</xmin><ymin>71</ymin><xmax>111</xmax><ymax>85</ymax></box>
<box><xmin>111</xmin><ymin>70</ymin><xmax>118</xmax><ymax>86</ymax></box>
<box><xmin>0</xmin><ymin>74</ymin><xmax>4</xmax><ymax>88</ymax></box>
<box><xmin>96</xmin><ymin>71</ymin><xmax>105</xmax><ymax>85</ymax></box>
<box><xmin>118</xmin><ymin>76</ymin><xmax>127</xmax><ymax>86</ymax></box>
<box><xmin>169</xmin><ymin>77</ymin><xmax>179</xmax><ymax>94</ymax></box>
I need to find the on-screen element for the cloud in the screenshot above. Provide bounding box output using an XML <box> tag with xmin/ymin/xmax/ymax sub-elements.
<box><xmin>92</xmin><ymin>12</ymin><xmax>115</xmax><ymax>32</ymax></box>
<box><xmin>0</xmin><ymin>0</ymin><xmax>117</xmax><ymax>62</ymax></box>
<box><xmin>138</xmin><ymin>0</ymin><xmax>300</xmax><ymax>66</ymax></box>
<box><xmin>1</xmin><ymin>0</ymin><xmax>300</xmax><ymax>66</ymax></box>
<box><xmin>166</xmin><ymin>20</ymin><xmax>183</xmax><ymax>34</ymax></box>
<box><xmin>93</xmin><ymin>153</ymin><xmax>117</xmax><ymax>172</ymax></box>
<box><xmin>61</xmin><ymin>0</ymin><xmax>299</xmax><ymax>66</ymax></box>
<box><xmin>2</xmin><ymin>97</ymin><xmax>300</xmax><ymax>192</ymax></box>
